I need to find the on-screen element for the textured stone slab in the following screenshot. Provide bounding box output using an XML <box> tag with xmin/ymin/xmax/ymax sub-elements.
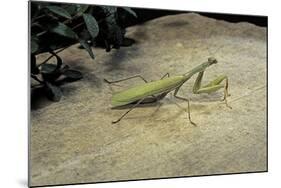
<box><xmin>30</xmin><ymin>13</ymin><xmax>267</xmax><ymax>186</ymax></box>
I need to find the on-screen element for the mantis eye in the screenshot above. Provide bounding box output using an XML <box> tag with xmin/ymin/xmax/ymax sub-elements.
<box><xmin>208</xmin><ymin>57</ymin><xmax>218</xmax><ymax>64</ymax></box>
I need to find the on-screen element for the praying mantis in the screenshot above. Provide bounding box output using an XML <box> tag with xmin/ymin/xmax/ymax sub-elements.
<box><xmin>104</xmin><ymin>57</ymin><xmax>231</xmax><ymax>125</ymax></box>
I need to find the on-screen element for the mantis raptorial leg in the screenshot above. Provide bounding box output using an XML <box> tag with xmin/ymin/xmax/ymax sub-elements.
<box><xmin>171</xmin><ymin>70</ymin><xmax>231</xmax><ymax>126</ymax></box>
<box><xmin>193</xmin><ymin>71</ymin><xmax>231</xmax><ymax>109</ymax></box>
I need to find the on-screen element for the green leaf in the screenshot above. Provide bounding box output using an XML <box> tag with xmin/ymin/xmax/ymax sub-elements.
<box><xmin>45</xmin><ymin>82</ymin><xmax>62</xmax><ymax>102</ymax></box>
<box><xmin>121</xmin><ymin>38</ymin><xmax>135</xmax><ymax>47</ymax></box>
<box><xmin>31</xmin><ymin>37</ymin><xmax>39</xmax><ymax>54</ymax></box>
<box><xmin>101</xmin><ymin>6</ymin><xmax>117</xmax><ymax>14</ymax></box>
<box><xmin>121</xmin><ymin>7</ymin><xmax>137</xmax><ymax>18</ymax></box>
<box><xmin>76</xmin><ymin>5</ymin><xmax>89</xmax><ymax>15</ymax></box>
<box><xmin>79</xmin><ymin>39</ymin><xmax>95</xmax><ymax>59</ymax></box>
<box><xmin>64</xmin><ymin>5</ymin><xmax>77</xmax><ymax>15</ymax></box>
<box><xmin>41</xmin><ymin>63</ymin><xmax>61</xmax><ymax>82</ymax></box>
<box><xmin>83</xmin><ymin>13</ymin><xmax>99</xmax><ymax>39</ymax></box>
<box><xmin>41</xmin><ymin>52</ymin><xmax>63</xmax><ymax>82</ymax></box>
<box><xmin>63</xmin><ymin>70</ymin><xmax>83</xmax><ymax>82</ymax></box>
<box><xmin>49</xmin><ymin>22</ymin><xmax>78</xmax><ymax>39</ymax></box>
<box><xmin>46</xmin><ymin>6</ymin><xmax>72</xmax><ymax>19</ymax></box>
<box><xmin>60</xmin><ymin>64</ymin><xmax>70</xmax><ymax>73</ymax></box>
<box><xmin>41</xmin><ymin>64</ymin><xmax>57</xmax><ymax>74</ymax></box>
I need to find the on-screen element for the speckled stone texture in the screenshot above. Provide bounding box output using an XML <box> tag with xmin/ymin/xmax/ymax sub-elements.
<box><xmin>30</xmin><ymin>13</ymin><xmax>267</xmax><ymax>186</ymax></box>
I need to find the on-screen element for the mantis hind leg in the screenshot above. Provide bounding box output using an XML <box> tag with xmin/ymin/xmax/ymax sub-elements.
<box><xmin>105</xmin><ymin>72</ymin><xmax>170</xmax><ymax>85</ymax></box>
<box><xmin>112</xmin><ymin>97</ymin><xmax>147</xmax><ymax>124</ymax></box>
<box><xmin>112</xmin><ymin>94</ymin><xmax>165</xmax><ymax>124</ymax></box>
<box><xmin>160</xmin><ymin>73</ymin><xmax>170</xmax><ymax>79</ymax></box>
<box><xmin>193</xmin><ymin>71</ymin><xmax>231</xmax><ymax>109</ymax></box>
<box><xmin>104</xmin><ymin>75</ymin><xmax>148</xmax><ymax>84</ymax></box>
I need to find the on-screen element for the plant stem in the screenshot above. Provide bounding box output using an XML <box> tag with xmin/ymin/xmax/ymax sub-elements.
<box><xmin>32</xmin><ymin>14</ymin><xmax>46</xmax><ymax>22</ymax></box>
<box><xmin>37</xmin><ymin>46</ymin><xmax>69</xmax><ymax>67</ymax></box>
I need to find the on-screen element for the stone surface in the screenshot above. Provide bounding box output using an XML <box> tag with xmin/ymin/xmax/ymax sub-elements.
<box><xmin>30</xmin><ymin>13</ymin><xmax>267</xmax><ymax>186</ymax></box>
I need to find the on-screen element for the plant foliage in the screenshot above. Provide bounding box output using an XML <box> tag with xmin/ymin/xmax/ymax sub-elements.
<box><xmin>31</xmin><ymin>2</ymin><xmax>137</xmax><ymax>102</ymax></box>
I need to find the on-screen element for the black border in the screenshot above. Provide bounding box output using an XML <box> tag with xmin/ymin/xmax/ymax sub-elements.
<box><xmin>30</xmin><ymin>171</ymin><xmax>267</xmax><ymax>188</ymax></box>
<box><xmin>28</xmin><ymin>1</ymin><xmax>268</xmax><ymax>187</ymax></box>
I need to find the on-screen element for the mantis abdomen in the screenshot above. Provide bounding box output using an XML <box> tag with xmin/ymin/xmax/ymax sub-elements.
<box><xmin>111</xmin><ymin>75</ymin><xmax>185</xmax><ymax>107</ymax></box>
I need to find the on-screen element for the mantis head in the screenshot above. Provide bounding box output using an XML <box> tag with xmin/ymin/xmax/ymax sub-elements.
<box><xmin>183</xmin><ymin>57</ymin><xmax>218</xmax><ymax>77</ymax></box>
<box><xmin>207</xmin><ymin>57</ymin><xmax>218</xmax><ymax>65</ymax></box>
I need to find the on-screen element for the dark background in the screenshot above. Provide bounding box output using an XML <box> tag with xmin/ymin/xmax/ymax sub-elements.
<box><xmin>33</xmin><ymin>1</ymin><xmax>268</xmax><ymax>27</ymax></box>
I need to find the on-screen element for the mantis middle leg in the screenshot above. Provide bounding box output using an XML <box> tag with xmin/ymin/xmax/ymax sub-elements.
<box><xmin>193</xmin><ymin>71</ymin><xmax>231</xmax><ymax>109</ymax></box>
<box><xmin>173</xmin><ymin>86</ymin><xmax>196</xmax><ymax>126</ymax></box>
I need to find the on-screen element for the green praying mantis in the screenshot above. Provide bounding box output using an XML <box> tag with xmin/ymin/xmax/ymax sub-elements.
<box><xmin>104</xmin><ymin>57</ymin><xmax>231</xmax><ymax>125</ymax></box>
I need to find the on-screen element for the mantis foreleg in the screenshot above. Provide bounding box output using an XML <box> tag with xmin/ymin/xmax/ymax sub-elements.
<box><xmin>193</xmin><ymin>71</ymin><xmax>231</xmax><ymax>108</ymax></box>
